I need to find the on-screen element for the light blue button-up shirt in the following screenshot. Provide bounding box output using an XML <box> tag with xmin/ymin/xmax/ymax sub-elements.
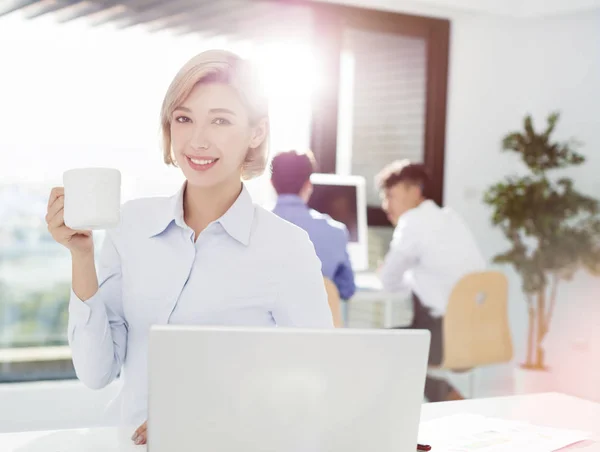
<box><xmin>67</xmin><ymin>184</ymin><xmax>333</xmax><ymax>426</ymax></box>
<box><xmin>272</xmin><ymin>195</ymin><xmax>356</xmax><ymax>300</ymax></box>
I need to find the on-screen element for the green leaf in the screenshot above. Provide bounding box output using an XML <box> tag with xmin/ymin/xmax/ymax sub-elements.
<box><xmin>485</xmin><ymin>112</ymin><xmax>600</xmax><ymax>299</ymax></box>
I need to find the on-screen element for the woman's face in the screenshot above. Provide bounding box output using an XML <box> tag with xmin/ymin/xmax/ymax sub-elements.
<box><xmin>170</xmin><ymin>82</ymin><xmax>266</xmax><ymax>189</ymax></box>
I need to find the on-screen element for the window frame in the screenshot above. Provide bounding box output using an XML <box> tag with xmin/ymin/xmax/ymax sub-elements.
<box><xmin>307</xmin><ymin>2</ymin><xmax>450</xmax><ymax>226</ymax></box>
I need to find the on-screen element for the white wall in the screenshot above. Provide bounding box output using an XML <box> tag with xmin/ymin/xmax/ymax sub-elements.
<box><xmin>444</xmin><ymin>10</ymin><xmax>600</xmax><ymax>401</ymax></box>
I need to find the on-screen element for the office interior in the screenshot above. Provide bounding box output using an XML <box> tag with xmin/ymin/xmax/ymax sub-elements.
<box><xmin>0</xmin><ymin>0</ymin><xmax>599</xmax><ymax>445</ymax></box>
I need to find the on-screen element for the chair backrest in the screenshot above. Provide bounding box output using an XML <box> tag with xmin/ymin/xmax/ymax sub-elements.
<box><xmin>323</xmin><ymin>277</ymin><xmax>343</xmax><ymax>328</ymax></box>
<box><xmin>442</xmin><ymin>271</ymin><xmax>513</xmax><ymax>369</ymax></box>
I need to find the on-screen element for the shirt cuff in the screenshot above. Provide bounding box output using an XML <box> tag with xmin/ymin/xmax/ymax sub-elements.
<box><xmin>68</xmin><ymin>289</ymin><xmax>103</xmax><ymax>326</ymax></box>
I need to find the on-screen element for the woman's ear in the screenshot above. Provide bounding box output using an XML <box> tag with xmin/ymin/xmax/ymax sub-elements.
<box><xmin>249</xmin><ymin>117</ymin><xmax>268</xmax><ymax>149</ymax></box>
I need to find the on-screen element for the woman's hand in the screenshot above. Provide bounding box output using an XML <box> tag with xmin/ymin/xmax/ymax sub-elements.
<box><xmin>131</xmin><ymin>421</ymin><xmax>148</xmax><ymax>445</ymax></box>
<box><xmin>45</xmin><ymin>187</ymin><xmax>94</xmax><ymax>256</ymax></box>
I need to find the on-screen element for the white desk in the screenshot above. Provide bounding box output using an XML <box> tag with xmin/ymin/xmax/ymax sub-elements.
<box><xmin>420</xmin><ymin>392</ymin><xmax>600</xmax><ymax>451</ymax></box>
<box><xmin>2</xmin><ymin>393</ymin><xmax>597</xmax><ymax>451</ymax></box>
<box><xmin>351</xmin><ymin>272</ymin><xmax>413</xmax><ymax>328</ymax></box>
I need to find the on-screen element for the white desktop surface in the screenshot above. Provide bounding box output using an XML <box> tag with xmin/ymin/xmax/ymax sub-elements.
<box><xmin>355</xmin><ymin>271</ymin><xmax>386</xmax><ymax>292</ymax></box>
<box><xmin>2</xmin><ymin>393</ymin><xmax>598</xmax><ymax>451</ymax></box>
<box><xmin>421</xmin><ymin>392</ymin><xmax>600</xmax><ymax>451</ymax></box>
<box><xmin>0</xmin><ymin>426</ymin><xmax>140</xmax><ymax>451</ymax></box>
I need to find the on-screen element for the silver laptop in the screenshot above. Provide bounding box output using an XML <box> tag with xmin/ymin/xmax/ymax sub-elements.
<box><xmin>148</xmin><ymin>326</ymin><xmax>430</xmax><ymax>452</ymax></box>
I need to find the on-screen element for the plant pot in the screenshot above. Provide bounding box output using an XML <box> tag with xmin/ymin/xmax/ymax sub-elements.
<box><xmin>513</xmin><ymin>366</ymin><xmax>556</xmax><ymax>395</ymax></box>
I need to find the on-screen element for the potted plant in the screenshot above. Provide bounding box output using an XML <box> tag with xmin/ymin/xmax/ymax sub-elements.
<box><xmin>483</xmin><ymin>112</ymin><xmax>600</xmax><ymax>393</ymax></box>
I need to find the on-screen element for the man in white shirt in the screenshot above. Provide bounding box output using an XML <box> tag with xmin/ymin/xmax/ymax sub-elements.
<box><xmin>376</xmin><ymin>160</ymin><xmax>486</xmax><ymax>402</ymax></box>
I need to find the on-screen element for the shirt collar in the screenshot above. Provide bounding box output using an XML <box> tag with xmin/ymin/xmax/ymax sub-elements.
<box><xmin>418</xmin><ymin>199</ymin><xmax>438</xmax><ymax>211</ymax></box>
<box><xmin>218</xmin><ymin>185</ymin><xmax>255</xmax><ymax>246</ymax></box>
<box><xmin>147</xmin><ymin>182</ymin><xmax>255</xmax><ymax>246</ymax></box>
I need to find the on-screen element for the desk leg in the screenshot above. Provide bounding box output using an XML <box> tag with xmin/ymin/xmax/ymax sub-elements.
<box><xmin>383</xmin><ymin>299</ymin><xmax>394</xmax><ymax>328</ymax></box>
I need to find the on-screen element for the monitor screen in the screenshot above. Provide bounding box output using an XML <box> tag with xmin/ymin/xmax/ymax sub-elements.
<box><xmin>307</xmin><ymin>174</ymin><xmax>368</xmax><ymax>271</ymax></box>
<box><xmin>307</xmin><ymin>183</ymin><xmax>359</xmax><ymax>242</ymax></box>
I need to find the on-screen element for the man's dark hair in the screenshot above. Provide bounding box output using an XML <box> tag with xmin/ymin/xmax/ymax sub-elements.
<box><xmin>270</xmin><ymin>150</ymin><xmax>316</xmax><ymax>195</ymax></box>
<box><xmin>375</xmin><ymin>160</ymin><xmax>430</xmax><ymax>197</ymax></box>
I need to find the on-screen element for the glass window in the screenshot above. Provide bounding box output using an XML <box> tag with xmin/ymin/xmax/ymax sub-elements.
<box><xmin>0</xmin><ymin>14</ymin><xmax>315</xmax><ymax>381</ymax></box>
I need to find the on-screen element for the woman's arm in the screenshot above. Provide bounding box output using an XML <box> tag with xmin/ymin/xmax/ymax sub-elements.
<box><xmin>68</xmin><ymin>231</ymin><xmax>127</xmax><ymax>389</ymax></box>
<box><xmin>71</xmin><ymin>250</ymin><xmax>98</xmax><ymax>301</ymax></box>
<box><xmin>272</xmin><ymin>231</ymin><xmax>334</xmax><ymax>328</ymax></box>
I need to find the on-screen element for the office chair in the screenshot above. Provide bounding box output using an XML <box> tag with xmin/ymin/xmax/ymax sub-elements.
<box><xmin>429</xmin><ymin>271</ymin><xmax>513</xmax><ymax>398</ymax></box>
<box><xmin>324</xmin><ymin>277</ymin><xmax>344</xmax><ymax>328</ymax></box>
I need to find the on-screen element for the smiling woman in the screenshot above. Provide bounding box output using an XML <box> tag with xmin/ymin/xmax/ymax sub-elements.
<box><xmin>160</xmin><ymin>50</ymin><xmax>270</xmax><ymax>185</ymax></box>
<box><xmin>159</xmin><ymin>51</ymin><xmax>271</xmax><ymax>236</ymax></box>
<box><xmin>42</xmin><ymin>48</ymin><xmax>334</xmax><ymax>445</ymax></box>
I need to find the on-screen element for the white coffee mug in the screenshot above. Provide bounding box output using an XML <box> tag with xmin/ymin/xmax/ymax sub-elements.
<box><xmin>63</xmin><ymin>168</ymin><xmax>121</xmax><ymax>230</ymax></box>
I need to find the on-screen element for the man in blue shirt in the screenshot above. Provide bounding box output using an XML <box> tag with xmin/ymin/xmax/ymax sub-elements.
<box><xmin>271</xmin><ymin>151</ymin><xmax>356</xmax><ymax>303</ymax></box>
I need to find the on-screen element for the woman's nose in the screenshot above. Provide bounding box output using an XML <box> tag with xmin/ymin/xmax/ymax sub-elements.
<box><xmin>190</xmin><ymin>126</ymin><xmax>209</xmax><ymax>150</ymax></box>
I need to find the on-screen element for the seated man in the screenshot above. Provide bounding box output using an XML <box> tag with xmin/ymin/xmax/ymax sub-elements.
<box><xmin>271</xmin><ymin>151</ymin><xmax>356</xmax><ymax>315</ymax></box>
<box><xmin>376</xmin><ymin>160</ymin><xmax>486</xmax><ymax>402</ymax></box>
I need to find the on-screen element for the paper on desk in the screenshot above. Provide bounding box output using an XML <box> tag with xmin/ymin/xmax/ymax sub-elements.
<box><xmin>418</xmin><ymin>413</ymin><xmax>591</xmax><ymax>452</ymax></box>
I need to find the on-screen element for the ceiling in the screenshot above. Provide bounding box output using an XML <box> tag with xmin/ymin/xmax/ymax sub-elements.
<box><xmin>0</xmin><ymin>0</ymin><xmax>314</xmax><ymax>41</ymax></box>
<box><xmin>2</xmin><ymin>0</ymin><xmax>599</xmax><ymax>37</ymax></box>
<box><xmin>317</xmin><ymin>0</ymin><xmax>600</xmax><ymax>18</ymax></box>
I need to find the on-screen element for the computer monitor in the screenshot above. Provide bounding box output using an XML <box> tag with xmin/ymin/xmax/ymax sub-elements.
<box><xmin>307</xmin><ymin>173</ymin><xmax>368</xmax><ymax>271</ymax></box>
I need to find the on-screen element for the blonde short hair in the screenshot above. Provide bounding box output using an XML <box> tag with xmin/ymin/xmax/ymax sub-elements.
<box><xmin>160</xmin><ymin>49</ymin><xmax>270</xmax><ymax>180</ymax></box>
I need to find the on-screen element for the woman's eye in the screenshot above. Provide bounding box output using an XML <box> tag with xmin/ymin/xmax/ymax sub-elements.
<box><xmin>212</xmin><ymin>117</ymin><xmax>231</xmax><ymax>125</ymax></box>
<box><xmin>175</xmin><ymin>116</ymin><xmax>191</xmax><ymax>123</ymax></box>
